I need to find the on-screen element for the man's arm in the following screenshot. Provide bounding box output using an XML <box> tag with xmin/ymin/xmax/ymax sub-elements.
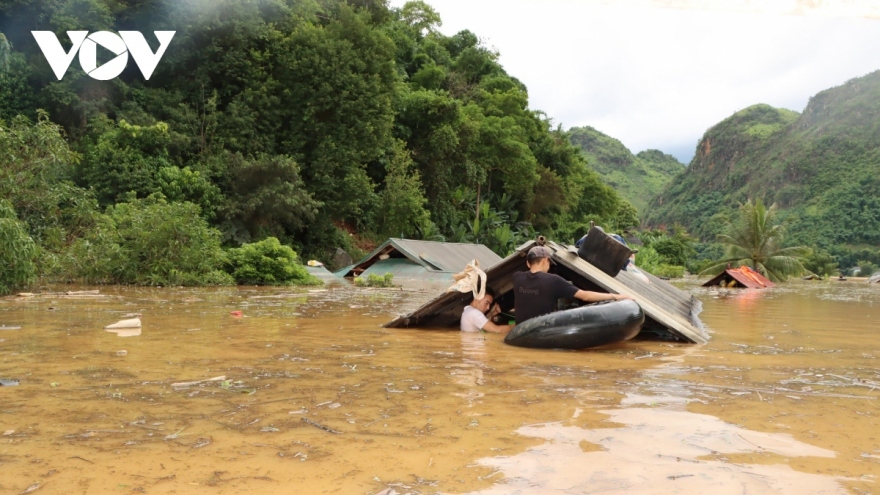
<box><xmin>481</xmin><ymin>321</ymin><xmax>513</xmax><ymax>334</ymax></box>
<box><xmin>481</xmin><ymin>303</ymin><xmax>513</xmax><ymax>333</ymax></box>
<box><xmin>573</xmin><ymin>290</ymin><xmax>634</xmax><ymax>303</ymax></box>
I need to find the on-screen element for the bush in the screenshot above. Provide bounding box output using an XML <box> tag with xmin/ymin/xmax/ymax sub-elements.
<box><xmin>354</xmin><ymin>272</ymin><xmax>395</xmax><ymax>287</ymax></box>
<box><xmin>859</xmin><ymin>261</ymin><xmax>877</xmax><ymax>278</ymax></box>
<box><xmin>632</xmin><ymin>245</ymin><xmax>685</xmax><ymax>278</ymax></box>
<box><xmin>653</xmin><ymin>264</ymin><xmax>686</xmax><ymax>279</ymax></box>
<box><xmin>226</xmin><ymin>237</ymin><xmax>321</xmax><ymax>285</ymax></box>
<box><xmin>62</xmin><ymin>194</ymin><xmax>233</xmax><ymax>286</ymax></box>
<box><xmin>803</xmin><ymin>248</ymin><xmax>838</xmax><ymax>277</ymax></box>
<box><xmin>0</xmin><ymin>201</ymin><xmax>37</xmax><ymax>295</ymax></box>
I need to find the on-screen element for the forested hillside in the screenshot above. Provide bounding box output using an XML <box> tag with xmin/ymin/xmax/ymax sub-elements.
<box><xmin>568</xmin><ymin>126</ymin><xmax>684</xmax><ymax>212</ymax></box>
<box><xmin>646</xmin><ymin>70</ymin><xmax>880</xmax><ymax>268</ymax></box>
<box><xmin>0</xmin><ymin>0</ymin><xmax>637</xmax><ymax>289</ymax></box>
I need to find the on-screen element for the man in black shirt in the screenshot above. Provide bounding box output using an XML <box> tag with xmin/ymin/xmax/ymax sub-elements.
<box><xmin>512</xmin><ymin>246</ymin><xmax>634</xmax><ymax>325</ymax></box>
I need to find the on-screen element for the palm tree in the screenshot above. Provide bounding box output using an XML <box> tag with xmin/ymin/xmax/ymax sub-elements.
<box><xmin>700</xmin><ymin>198</ymin><xmax>809</xmax><ymax>282</ymax></box>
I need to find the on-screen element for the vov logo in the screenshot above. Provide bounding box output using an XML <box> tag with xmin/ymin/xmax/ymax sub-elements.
<box><xmin>31</xmin><ymin>31</ymin><xmax>175</xmax><ymax>81</ymax></box>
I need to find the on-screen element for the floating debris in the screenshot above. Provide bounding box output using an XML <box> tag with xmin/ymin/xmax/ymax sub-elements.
<box><xmin>1</xmin><ymin>378</ymin><xmax>20</xmax><ymax>386</ymax></box>
<box><xmin>192</xmin><ymin>438</ymin><xmax>212</xmax><ymax>449</ymax></box>
<box><xmin>18</xmin><ymin>290</ymin><xmax>106</xmax><ymax>299</ymax></box>
<box><xmin>104</xmin><ymin>318</ymin><xmax>141</xmax><ymax>329</ymax></box>
<box><xmin>301</xmin><ymin>418</ymin><xmax>342</xmax><ymax>434</ymax></box>
<box><xmin>20</xmin><ymin>482</ymin><xmax>42</xmax><ymax>494</ymax></box>
<box><xmin>164</xmin><ymin>428</ymin><xmax>186</xmax><ymax>440</ymax></box>
<box><xmin>0</xmin><ymin>325</ymin><xmax>22</xmax><ymax>331</ymax></box>
<box><xmin>171</xmin><ymin>376</ymin><xmax>226</xmax><ymax>388</ymax></box>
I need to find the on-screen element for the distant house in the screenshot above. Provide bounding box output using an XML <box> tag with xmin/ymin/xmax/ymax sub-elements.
<box><xmin>339</xmin><ymin>238</ymin><xmax>503</xmax><ymax>281</ymax></box>
<box><xmin>703</xmin><ymin>266</ymin><xmax>775</xmax><ymax>289</ymax></box>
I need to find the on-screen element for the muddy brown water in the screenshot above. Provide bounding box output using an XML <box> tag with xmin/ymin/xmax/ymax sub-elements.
<box><xmin>1</xmin><ymin>280</ymin><xmax>879</xmax><ymax>494</ymax></box>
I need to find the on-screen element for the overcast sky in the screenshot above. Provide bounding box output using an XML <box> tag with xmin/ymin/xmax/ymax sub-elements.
<box><xmin>389</xmin><ymin>0</ymin><xmax>880</xmax><ymax>163</ymax></box>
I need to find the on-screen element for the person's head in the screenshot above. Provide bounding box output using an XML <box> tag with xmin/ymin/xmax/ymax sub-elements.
<box><xmin>469</xmin><ymin>287</ymin><xmax>496</xmax><ymax>314</ymax></box>
<box><xmin>526</xmin><ymin>246</ymin><xmax>555</xmax><ymax>272</ymax></box>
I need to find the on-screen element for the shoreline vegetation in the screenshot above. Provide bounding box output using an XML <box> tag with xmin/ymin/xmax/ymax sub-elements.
<box><xmin>0</xmin><ymin>1</ymin><xmax>873</xmax><ymax>295</ymax></box>
<box><xmin>0</xmin><ymin>0</ymin><xmax>638</xmax><ymax>295</ymax></box>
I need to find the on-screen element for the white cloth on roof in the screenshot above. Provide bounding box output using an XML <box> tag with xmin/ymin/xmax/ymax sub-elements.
<box><xmin>446</xmin><ymin>259</ymin><xmax>486</xmax><ymax>300</ymax></box>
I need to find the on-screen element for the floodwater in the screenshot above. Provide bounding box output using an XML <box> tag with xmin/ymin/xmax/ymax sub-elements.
<box><xmin>1</xmin><ymin>279</ymin><xmax>879</xmax><ymax>495</ymax></box>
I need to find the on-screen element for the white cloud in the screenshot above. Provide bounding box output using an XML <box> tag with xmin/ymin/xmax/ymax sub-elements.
<box><xmin>390</xmin><ymin>0</ymin><xmax>880</xmax><ymax>162</ymax></box>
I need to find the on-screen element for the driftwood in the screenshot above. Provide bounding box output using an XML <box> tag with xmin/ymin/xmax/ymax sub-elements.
<box><xmin>16</xmin><ymin>290</ymin><xmax>108</xmax><ymax>299</ymax></box>
<box><xmin>301</xmin><ymin>417</ymin><xmax>342</xmax><ymax>434</ymax></box>
<box><xmin>171</xmin><ymin>375</ymin><xmax>227</xmax><ymax>388</ymax></box>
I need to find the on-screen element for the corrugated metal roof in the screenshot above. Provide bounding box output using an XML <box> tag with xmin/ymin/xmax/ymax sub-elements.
<box><xmin>384</xmin><ymin>239</ymin><xmax>708</xmax><ymax>344</ymax></box>
<box><xmin>358</xmin><ymin>258</ymin><xmax>444</xmax><ymax>280</ymax></box>
<box><xmin>389</xmin><ymin>238</ymin><xmax>501</xmax><ymax>272</ymax></box>
<box><xmin>305</xmin><ymin>265</ymin><xmax>338</xmax><ymax>279</ymax></box>
<box><xmin>703</xmin><ymin>267</ymin><xmax>775</xmax><ymax>289</ymax></box>
<box><xmin>342</xmin><ymin>238</ymin><xmax>502</xmax><ymax>278</ymax></box>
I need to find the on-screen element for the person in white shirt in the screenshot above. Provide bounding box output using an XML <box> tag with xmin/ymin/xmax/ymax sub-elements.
<box><xmin>460</xmin><ymin>288</ymin><xmax>514</xmax><ymax>334</ymax></box>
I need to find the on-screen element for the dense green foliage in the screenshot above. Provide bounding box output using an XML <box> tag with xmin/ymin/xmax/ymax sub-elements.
<box><xmin>632</xmin><ymin>227</ymin><xmax>695</xmax><ymax>278</ymax></box>
<box><xmin>0</xmin><ymin>0</ymin><xmax>637</xmax><ymax>286</ymax></box>
<box><xmin>647</xmin><ymin>71</ymin><xmax>880</xmax><ymax>271</ymax></box>
<box><xmin>226</xmin><ymin>237</ymin><xmax>321</xmax><ymax>286</ymax></box>
<box><xmin>569</xmin><ymin>126</ymin><xmax>684</xmax><ymax>213</ymax></box>
<box><xmin>699</xmin><ymin>199</ymin><xmax>808</xmax><ymax>282</ymax></box>
<box><xmin>0</xmin><ymin>200</ymin><xmax>38</xmax><ymax>295</ymax></box>
<box><xmin>61</xmin><ymin>195</ymin><xmax>233</xmax><ymax>286</ymax></box>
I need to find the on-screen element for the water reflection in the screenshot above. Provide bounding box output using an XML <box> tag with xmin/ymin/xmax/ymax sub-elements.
<box><xmin>463</xmin><ymin>396</ymin><xmax>845</xmax><ymax>495</ymax></box>
<box><xmin>450</xmin><ymin>333</ymin><xmax>488</xmax><ymax>393</ymax></box>
<box><xmin>104</xmin><ymin>327</ymin><xmax>142</xmax><ymax>337</ymax></box>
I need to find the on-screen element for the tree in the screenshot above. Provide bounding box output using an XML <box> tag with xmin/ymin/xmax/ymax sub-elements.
<box><xmin>216</xmin><ymin>152</ymin><xmax>321</xmax><ymax>244</ymax></box>
<box><xmin>77</xmin><ymin>120</ymin><xmax>175</xmax><ymax>205</ymax></box>
<box><xmin>376</xmin><ymin>140</ymin><xmax>430</xmax><ymax>237</ymax></box>
<box><xmin>0</xmin><ymin>112</ymin><xmax>96</xmax><ymax>251</ymax></box>
<box><xmin>0</xmin><ymin>33</ymin><xmax>10</xmax><ymax>72</ymax></box>
<box><xmin>0</xmin><ymin>200</ymin><xmax>37</xmax><ymax>295</ymax></box>
<box><xmin>700</xmin><ymin>199</ymin><xmax>808</xmax><ymax>282</ymax></box>
<box><xmin>398</xmin><ymin>1</ymin><xmax>442</xmax><ymax>37</ymax></box>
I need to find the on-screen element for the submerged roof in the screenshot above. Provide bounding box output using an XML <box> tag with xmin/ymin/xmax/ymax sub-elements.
<box><xmin>384</xmin><ymin>239</ymin><xmax>708</xmax><ymax>344</ymax></box>
<box><xmin>703</xmin><ymin>267</ymin><xmax>775</xmax><ymax>289</ymax></box>
<box><xmin>304</xmin><ymin>264</ymin><xmax>338</xmax><ymax>280</ymax></box>
<box><xmin>342</xmin><ymin>238</ymin><xmax>502</xmax><ymax>279</ymax></box>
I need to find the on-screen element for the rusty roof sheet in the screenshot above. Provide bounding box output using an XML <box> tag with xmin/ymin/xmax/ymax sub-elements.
<box><xmin>703</xmin><ymin>267</ymin><xmax>775</xmax><ymax>289</ymax></box>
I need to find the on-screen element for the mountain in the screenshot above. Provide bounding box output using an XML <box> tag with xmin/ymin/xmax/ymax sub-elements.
<box><xmin>645</xmin><ymin>70</ymin><xmax>880</xmax><ymax>248</ymax></box>
<box><xmin>568</xmin><ymin>126</ymin><xmax>685</xmax><ymax>212</ymax></box>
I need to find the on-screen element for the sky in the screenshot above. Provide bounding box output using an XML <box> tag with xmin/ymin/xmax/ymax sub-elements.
<box><xmin>389</xmin><ymin>0</ymin><xmax>880</xmax><ymax>163</ymax></box>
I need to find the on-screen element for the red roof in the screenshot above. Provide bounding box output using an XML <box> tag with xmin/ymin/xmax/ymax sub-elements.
<box><xmin>703</xmin><ymin>266</ymin><xmax>775</xmax><ymax>289</ymax></box>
